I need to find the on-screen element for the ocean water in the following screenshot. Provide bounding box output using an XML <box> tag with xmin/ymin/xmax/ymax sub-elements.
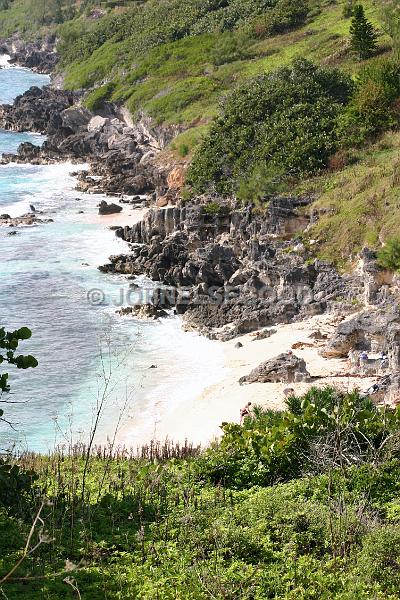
<box><xmin>0</xmin><ymin>62</ymin><xmax>223</xmax><ymax>452</ymax></box>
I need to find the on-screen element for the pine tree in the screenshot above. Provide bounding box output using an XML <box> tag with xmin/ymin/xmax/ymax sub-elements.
<box><xmin>350</xmin><ymin>5</ymin><xmax>378</xmax><ymax>60</ymax></box>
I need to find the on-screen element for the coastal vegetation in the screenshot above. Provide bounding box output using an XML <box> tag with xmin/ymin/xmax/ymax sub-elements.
<box><xmin>2</xmin><ymin>387</ymin><xmax>400</xmax><ymax>598</ymax></box>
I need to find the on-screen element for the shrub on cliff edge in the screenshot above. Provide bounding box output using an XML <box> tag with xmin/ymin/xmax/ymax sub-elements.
<box><xmin>187</xmin><ymin>59</ymin><xmax>352</xmax><ymax>195</ymax></box>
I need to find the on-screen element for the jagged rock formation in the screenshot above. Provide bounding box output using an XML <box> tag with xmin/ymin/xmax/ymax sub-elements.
<box><xmin>0</xmin><ymin>87</ymin><xmax>77</xmax><ymax>134</ymax></box>
<box><xmin>0</xmin><ymin>34</ymin><xmax>58</xmax><ymax>73</ymax></box>
<box><xmin>101</xmin><ymin>200</ymin><xmax>364</xmax><ymax>339</ymax></box>
<box><xmin>239</xmin><ymin>352</ymin><xmax>311</xmax><ymax>385</ymax></box>
<box><xmin>0</xmin><ymin>87</ymin><xmax>169</xmax><ymax>196</ymax></box>
<box><xmin>321</xmin><ymin>307</ymin><xmax>400</xmax><ymax>364</ymax></box>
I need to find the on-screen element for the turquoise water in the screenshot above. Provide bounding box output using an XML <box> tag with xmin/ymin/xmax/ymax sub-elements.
<box><xmin>0</xmin><ymin>64</ymin><xmax>223</xmax><ymax>452</ymax></box>
<box><xmin>0</xmin><ymin>64</ymin><xmax>48</xmax><ymax>154</ymax></box>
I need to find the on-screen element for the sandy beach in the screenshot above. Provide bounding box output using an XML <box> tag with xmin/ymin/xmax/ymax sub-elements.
<box><xmin>146</xmin><ymin>313</ymin><xmax>377</xmax><ymax>447</ymax></box>
<box><xmin>78</xmin><ymin>201</ymin><xmax>147</xmax><ymax>228</ymax></box>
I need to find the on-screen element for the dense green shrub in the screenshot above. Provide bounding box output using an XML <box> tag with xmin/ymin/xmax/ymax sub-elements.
<box><xmin>85</xmin><ymin>82</ymin><xmax>116</xmax><ymax>111</ymax></box>
<box><xmin>248</xmin><ymin>0</ymin><xmax>309</xmax><ymax>38</ymax></box>
<box><xmin>357</xmin><ymin>526</ymin><xmax>400</xmax><ymax>592</ymax></box>
<box><xmin>337</xmin><ymin>59</ymin><xmax>400</xmax><ymax>147</ymax></box>
<box><xmin>187</xmin><ymin>59</ymin><xmax>352</xmax><ymax>195</ymax></box>
<box><xmin>61</xmin><ymin>0</ymin><xmax>273</xmax><ymax>67</ymax></box>
<box><xmin>197</xmin><ymin>387</ymin><xmax>400</xmax><ymax>488</ymax></box>
<box><xmin>377</xmin><ymin>236</ymin><xmax>400</xmax><ymax>271</ymax></box>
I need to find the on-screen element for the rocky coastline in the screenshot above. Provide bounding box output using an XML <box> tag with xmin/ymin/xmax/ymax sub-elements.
<box><xmin>2</xmin><ymin>50</ymin><xmax>400</xmax><ymax>407</ymax></box>
<box><xmin>0</xmin><ymin>34</ymin><xmax>59</xmax><ymax>74</ymax></box>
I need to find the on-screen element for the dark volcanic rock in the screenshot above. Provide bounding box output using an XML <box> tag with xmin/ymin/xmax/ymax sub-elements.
<box><xmin>0</xmin><ymin>87</ymin><xmax>77</xmax><ymax>134</ymax></box>
<box><xmin>0</xmin><ymin>34</ymin><xmax>58</xmax><ymax>73</ymax></box>
<box><xmin>108</xmin><ymin>200</ymin><xmax>360</xmax><ymax>339</ymax></box>
<box><xmin>98</xmin><ymin>201</ymin><xmax>123</xmax><ymax>215</ymax></box>
<box><xmin>107</xmin><ymin>219</ymin><xmax>400</xmax><ymax>350</ymax></box>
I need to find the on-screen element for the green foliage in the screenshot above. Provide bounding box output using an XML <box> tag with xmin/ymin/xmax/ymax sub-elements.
<box><xmin>0</xmin><ymin>459</ymin><xmax>37</xmax><ymax>508</ymax></box>
<box><xmin>60</xmin><ymin>0</ymin><xmax>279</xmax><ymax>68</ymax></box>
<box><xmin>198</xmin><ymin>387</ymin><xmax>400</xmax><ymax>488</ymax></box>
<box><xmin>58</xmin><ymin>0</ymin><xmax>313</xmax><ymax>125</ymax></box>
<box><xmin>236</xmin><ymin>161</ymin><xmax>287</xmax><ymax>203</ymax></box>
<box><xmin>357</xmin><ymin>526</ymin><xmax>400</xmax><ymax>592</ymax></box>
<box><xmin>377</xmin><ymin>236</ymin><xmax>400</xmax><ymax>271</ymax></box>
<box><xmin>343</xmin><ymin>0</ymin><xmax>356</xmax><ymax>18</ymax></box>
<box><xmin>187</xmin><ymin>59</ymin><xmax>352</xmax><ymax>195</ymax></box>
<box><xmin>209</xmin><ymin>31</ymin><xmax>247</xmax><ymax>66</ymax></box>
<box><xmin>337</xmin><ymin>59</ymin><xmax>400</xmax><ymax>147</ymax></box>
<box><xmin>248</xmin><ymin>0</ymin><xmax>309</xmax><ymax>39</ymax></box>
<box><xmin>350</xmin><ymin>4</ymin><xmax>378</xmax><ymax>60</ymax></box>
<box><xmin>380</xmin><ymin>0</ymin><xmax>400</xmax><ymax>58</ymax></box>
<box><xmin>203</xmin><ymin>201</ymin><xmax>223</xmax><ymax>215</ymax></box>
<box><xmin>128</xmin><ymin>76</ymin><xmax>218</xmax><ymax>124</ymax></box>
<box><xmin>84</xmin><ymin>82</ymin><xmax>115</xmax><ymax>112</ymax></box>
<box><xmin>0</xmin><ymin>326</ymin><xmax>38</xmax><ymax>397</ymax></box>
<box><xmin>1</xmin><ymin>447</ymin><xmax>400</xmax><ymax>597</ymax></box>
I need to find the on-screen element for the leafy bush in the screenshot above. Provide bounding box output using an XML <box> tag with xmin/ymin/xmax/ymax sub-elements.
<box><xmin>357</xmin><ymin>526</ymin><xmax>400</xmax><ymax>592</ymax></box>
<box><xmin>187</xmin><ymin>59</ymin><xmax>352</xmax><ymax>195</ymax></box>
<box><xmin>0</xmin><ymin>459</ymin><xmax>37</xmax><ymax>509</ymax></box>
<box><xmin>197</xmin><ymin>387</ymin><xmax>400</xmax><ymax>488</ymax></box>
<box><xmin>85</xmin><ymin>82</ymin><xmax>116</xmax><ymax>112</ymax></box>
<box><xmin>248</xmin><ymin>0</ymin><xmax>309</xmax><ymax>39</ymax></box>
<box><xmin>236</xmin><ymin>161</ymin><xmax>287</xmax><ymax>202</ymax></box>
<box><xmin>0</xmin><ymin>326</ymin><xmax>38</xmax><ymax>396</ymax></box>
<box><xmin>61</xmin><ymin>0</ymin><xmax>278</xmax><ymax>68</ymax></box>
<box><xmin>337</xmin><ymin>59</ymin><xmax>400</xmax><ymax>147</ymax></box>
<box><xmin>377</xmin><ymin>237</ymin><xmax>400</xmax><ymax>271</ymax></box>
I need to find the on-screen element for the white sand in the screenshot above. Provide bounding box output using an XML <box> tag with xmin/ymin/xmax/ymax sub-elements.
<box><xmin>79</xmin><ymin>206</ymin><xmax>147</xmax><ymax>227</ymax></box>
<box><xmin>150</xmin><ymin>313</ymin><xmax>376</xmax><ymax>447</ymax></box>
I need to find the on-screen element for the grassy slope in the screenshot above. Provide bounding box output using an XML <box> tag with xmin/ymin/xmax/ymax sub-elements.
<box><xmin>0</xmin><ymin>0</ymin><xmax>397</xmax><ymax>261</ymax></box>
<box><xmin>60</xmin><ymin>0</ymin><xmax>386</xmax><ymax>126</ymax></box>
<box><xmin>297</xmin><ymin>131</ymin><xmax>400</xmax><ymax>266</ymax></box>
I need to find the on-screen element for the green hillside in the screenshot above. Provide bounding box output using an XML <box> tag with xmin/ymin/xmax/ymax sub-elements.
<box><xmin>0</xmin><ymin>0</ymin><xmax>400</xmax><ymax>260</ymax></box>
<box><xmin>59</xmin><ymin>0</ymin><xmax>387</xmax><ymax>130</ymax></box>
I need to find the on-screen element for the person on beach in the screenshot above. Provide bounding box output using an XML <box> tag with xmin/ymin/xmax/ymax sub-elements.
<box><xmin>240</xmin><ymin>402</ymin><xmax>252</xmax><ymax>424</ymax></box>
<box><xmin>283</xmin><ymin>387</ymin><xmax>295</xmax><ymax>398</ymax></box>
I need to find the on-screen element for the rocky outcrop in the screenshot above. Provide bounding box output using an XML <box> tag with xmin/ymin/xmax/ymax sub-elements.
<box><xmin>321</xmin><ymin>307</ymin><xmax>400</xmax><ymax>360</ymax></box>
<box><xmin>104</xmin><ymin>199</ymin><xmax>361</xmax><ymax>339</ymax></box>
<box><xmin>0</xmin><ymin>87</ymin><xmax>169</xmax><ymax>196</ymax></box>
<box><xmin>117</xmin><ymin>304</ymin><xmax>168</xmax><ymax>319</ymax></box>
<box><xmin>0</xmin><ymin>213</ymin><xmax>53</xmax><ymax>227</ymax></box>
<box><xmin>98</xmin><ymin>201</ymin><xmax>123</xmax><ymax>215</ymax></box>
<box><xmin>239</xmin><ymin>352</ymin><xmax>311</xmax><ymax>385</ymax></box>
<box><xmin>0</xmin><ymin>86</ymin><xmax>77</xmax><ymax>134</ymax></box>
<box><xmin>0</xmin><ymin>34</ymin><xmax>58</xmax><ymax>73</ymax></box>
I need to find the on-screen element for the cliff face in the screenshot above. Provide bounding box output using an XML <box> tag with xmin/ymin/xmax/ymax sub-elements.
<box><xmin>0</xmin><ymin>86</ymin><xmax>170</xmax><ymax>197</ymax></box>
<box><xmin>100</xmin><ymin>198</ymin><xmax>365</xmax><ymax>340</ymax></box>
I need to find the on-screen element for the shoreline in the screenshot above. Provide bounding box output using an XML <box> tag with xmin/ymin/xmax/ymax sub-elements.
<box><xmin>1</xmin><ymin>55</ymin><xmax>395</xmax><ymax>453</ymax></box>
<box><xmin>126</xmin><ymin>313</ymin><xmax>377</xmax><ymax>448</ymax></box>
